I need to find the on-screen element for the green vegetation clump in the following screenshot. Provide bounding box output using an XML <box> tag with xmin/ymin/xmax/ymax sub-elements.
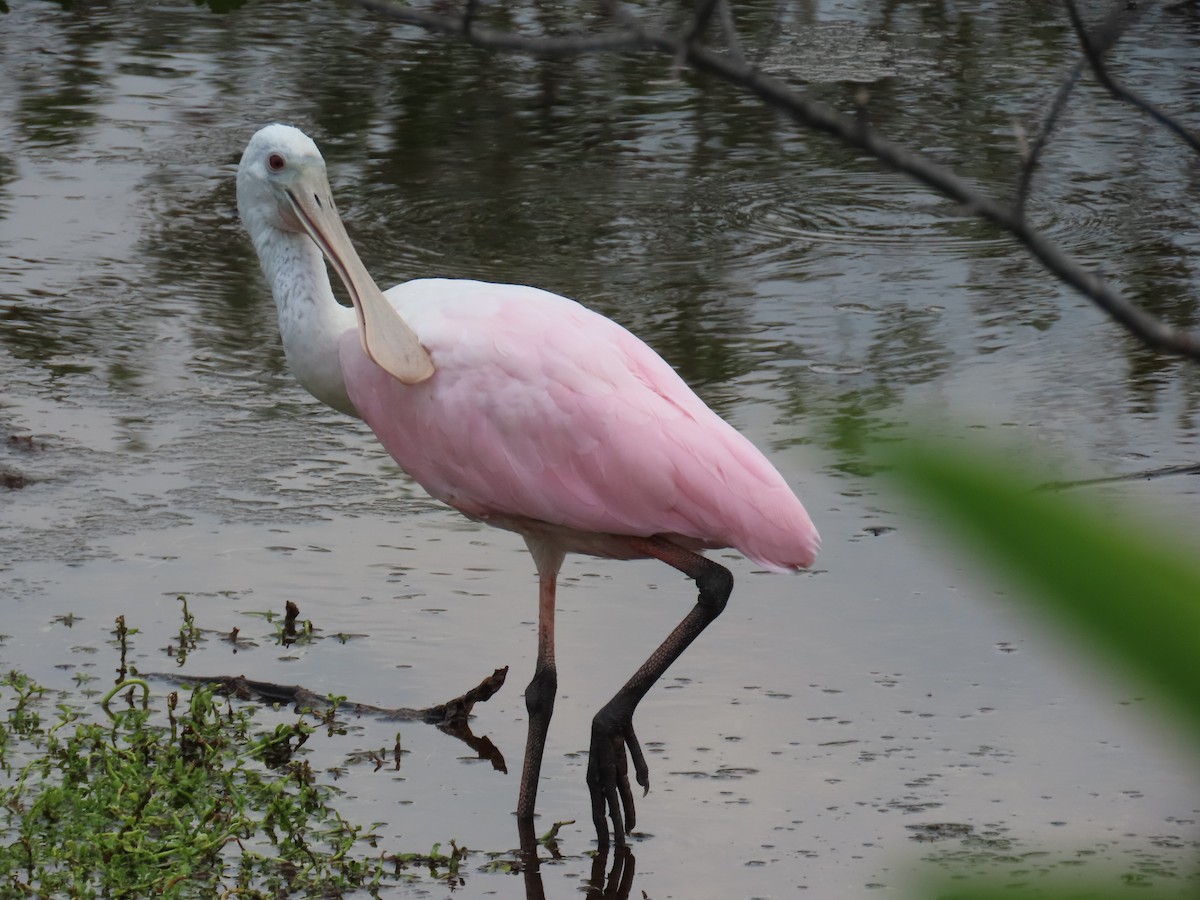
<box><xmin>0</xmin><ymin>668</ymin><xmax>460</xmax><ymax>897</ymax></box>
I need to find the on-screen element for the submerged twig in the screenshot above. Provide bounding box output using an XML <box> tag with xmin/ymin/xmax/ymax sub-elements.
<box><xmin>1038</xmin><ymin>462</ymin><xmax>1200</xmax><ymax>492</ymax></box>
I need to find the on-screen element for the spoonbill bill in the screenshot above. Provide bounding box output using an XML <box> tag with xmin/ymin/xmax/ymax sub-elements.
<box><xmin>236</xmin><ymin>124</ymin><xmax>819</xmax><ymax>847</ymax></box>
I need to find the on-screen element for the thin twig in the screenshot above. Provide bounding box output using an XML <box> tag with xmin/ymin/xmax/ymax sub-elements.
<box><xmin>355</xmin><ymin>0</ymin><xmax>650</xmax><ymax>55</ymax></box>
<box><xmin>1016</xmin><ymin>58</ymin><xmax>1084</xmax><ymax>219</ymax></box>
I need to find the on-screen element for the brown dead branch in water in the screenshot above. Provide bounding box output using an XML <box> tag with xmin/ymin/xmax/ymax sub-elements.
<box><xmin>151</xmin><ymin>664</ymin><xmax>506</xmax><ymax>722</ymax></box>
<box><xmin>147</xmin><ymin>665</ymin><xmax>511</xmax><ymax>771</ymax></box>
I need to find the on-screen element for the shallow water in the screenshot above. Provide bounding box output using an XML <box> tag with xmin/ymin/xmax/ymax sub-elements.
<box><xmin>2</xmin><ymin>0</ymin><xmax>1199</xmax><ymax>896</ymax></box>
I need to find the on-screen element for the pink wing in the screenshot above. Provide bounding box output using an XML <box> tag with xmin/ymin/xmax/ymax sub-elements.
<box><xmin>339</xmin><ymin>279</ymin><xmax>819</xmax><ymax>572</ymax></box>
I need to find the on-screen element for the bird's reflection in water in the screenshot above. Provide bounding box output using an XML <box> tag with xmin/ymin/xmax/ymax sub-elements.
<box><xmin>430</xmin><ymin>720</ymin><xmax>637</xmax><ymax>896</ymax></box>
<box><xmin>584</xmin><ymin>846</ymin><xmax>636</xmax><ymax>899</ymax></box>
<box><xmin>518</xmin><ymin>819</ymin><xmax>637</xmax><ymax>899</ymax></box>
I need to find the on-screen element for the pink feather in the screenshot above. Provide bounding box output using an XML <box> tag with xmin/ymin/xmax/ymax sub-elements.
<box><xmin>338</xmin><ymin>278</ymin><xmax>819</xmax><ymax>573</ymax></box>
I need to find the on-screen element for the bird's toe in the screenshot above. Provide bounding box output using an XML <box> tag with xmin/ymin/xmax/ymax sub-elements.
<box><xmin>587</xmin><ymin>709</ymin><xmax>649</xmax><ymax>847</ymax></box>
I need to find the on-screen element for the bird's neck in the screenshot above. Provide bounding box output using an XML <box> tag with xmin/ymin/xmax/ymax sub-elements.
<box><xmin>251</xmin><ymin>222</ymin><xmax>360</xmax><ymax>418</ymax></box>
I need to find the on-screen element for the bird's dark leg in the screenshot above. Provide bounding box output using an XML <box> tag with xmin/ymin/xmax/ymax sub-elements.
<box><xmin>588</xmin><ymin>537</ymin><xmax>733</xmax><ymax>847</ymax></box>
<box><xmin>517</xmin><ymin>818</ymin><xmax>548</xmax><ymax>900</ymax></box>
<box><xmin>517</xmin><ymin>540</ymin><xmax>565</xmax><ymax>821</ymax></box>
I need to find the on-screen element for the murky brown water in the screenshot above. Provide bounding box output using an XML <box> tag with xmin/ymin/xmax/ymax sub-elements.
<box><xmin>2</xmin><ymin>1</ymin><xmax>1199</xmax><ymax>896</ymax></box>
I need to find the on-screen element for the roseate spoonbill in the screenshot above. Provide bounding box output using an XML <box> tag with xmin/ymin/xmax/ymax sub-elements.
<box><xmin>236</xmin><ymin>124</ymin><xmax>819</xmax><ymax>846</ymax></box>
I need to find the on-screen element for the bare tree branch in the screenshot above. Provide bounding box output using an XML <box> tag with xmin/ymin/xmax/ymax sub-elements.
<box><xmin>349</xmin><ymin>0</ymin><xmax>1200</xmax><ymax>363</ymax></box>
<box><xmin>1065</xmin><ymin>0</ymin><xmax>1200</xmax><ymax>156</ymax></box>
<box><xmin>1015</xmin><ymin>58</ymin><xmax>1084</xmax><ymax>219</ymax></box>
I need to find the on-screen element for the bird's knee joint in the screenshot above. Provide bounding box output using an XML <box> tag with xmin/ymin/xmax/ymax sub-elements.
<box><xmin>695</xmin><ymin>565</ymin><xmax>733</xmax><ymax>616</ymax></box>
<box><xmin>591</xmin><ymin>707</ymin><xmax>620</xmax><ymax>736</ymax></box>
<box><xmin>525</xmin><ymin>667</ymin><xmax>557</xmax><ymax>718</ymax></box>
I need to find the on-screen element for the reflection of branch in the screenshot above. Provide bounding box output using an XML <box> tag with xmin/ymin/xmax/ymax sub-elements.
<box><xmin>1064</xmin><ymin>0</ymin><xmax>1200</xmax><ymax>156</ymax></box>
<box><xmin>1017</xmin><ymin>3</ymin><xmax>1141</xmax><ymax>220</ymax></box>
<box><xmin>1015</xmin><ymin>58</ymin><xmax>1084</xmax><ymax>219</ymax></box>
<box><xmin>350</xmin><ymin>0</ymin><xmax>1200</xmax><ymax>363</ymax></box>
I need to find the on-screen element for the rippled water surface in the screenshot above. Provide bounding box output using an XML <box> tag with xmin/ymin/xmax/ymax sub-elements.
<box><xmin>2</xmin><ymin>1</ymin><xmax>1200</xmax><ymax>897</ymax></box>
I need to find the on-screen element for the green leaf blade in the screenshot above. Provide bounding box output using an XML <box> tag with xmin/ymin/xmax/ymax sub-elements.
<box><xmin>887</xmin><ymin>439</ymin><xmax>1200</xmax><ymax>741</ymax></box>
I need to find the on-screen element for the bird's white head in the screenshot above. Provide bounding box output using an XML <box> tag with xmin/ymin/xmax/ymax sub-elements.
<box><xmin>237</xmin><ymin>124</ymin><xmax>434</xmax><ymax>385</ymax></box>
<box><xmin>236</xmin><ymin>124</ymin><xmax>328</xmax><ymax>236</ymax></box>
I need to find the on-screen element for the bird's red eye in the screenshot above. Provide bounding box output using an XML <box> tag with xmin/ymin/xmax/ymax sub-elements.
<box><xmin>267</xmin><ymin>153</ymin><xmax>286</xmax><ymax>172</ymax></box>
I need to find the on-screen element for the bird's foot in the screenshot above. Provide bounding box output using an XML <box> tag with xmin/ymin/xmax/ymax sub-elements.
<box><xmin>586</xmin><ymin>706</ymin><xmax>650</xmax><ymax>848</ymax></box>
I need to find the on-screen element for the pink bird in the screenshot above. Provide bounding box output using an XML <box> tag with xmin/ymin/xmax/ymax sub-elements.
<box><xmin>237</xmin><ymin>124</ymin><xmax>819</xmax><ymax>847</ymax></box>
